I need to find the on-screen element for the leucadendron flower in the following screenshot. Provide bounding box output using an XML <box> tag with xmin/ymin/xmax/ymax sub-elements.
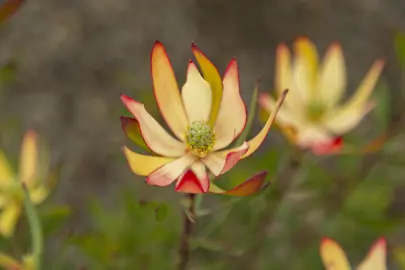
<box><xmin>0</xmin><ymin>130</ymin><xmax>54</xmax><ymax>238</ymax></box>
<box><xmin>121</xmin><ymin>41</ymin><xmax>287</xmax><ymax>194</ymax></box>
<box><xmin>259</xmin><ymin>37</ymin><xmax>384</xmax><ymax>155</ymax></box>
<box><xmin>0</xmin><ymin>252</ymin><xmax>33</xmax><ymax>270</ymax></box>
<box><xmin>320</xmin><ymin>237</ymin><xmax>387</xmax><ymax>270</ymax></box>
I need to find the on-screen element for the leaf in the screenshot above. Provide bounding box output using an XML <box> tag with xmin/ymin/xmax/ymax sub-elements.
<box><xmin>40</xmin><ymin>205</ymin><xmax>72</xmax><ymax>236</ymax></box>
<box><xmin>155</xmin><ymin>202</ymin><xmax>169</xmax><ymax>222</ymax></box>
<box><xmin>394</xmin><ymin>32</ymin><xmax>405</xmax><ymax>71</ymax></box>
<box><xmin>372</xmin><ymin>80</ymin><xmax>390</xmax><ymax>132</ymax></box>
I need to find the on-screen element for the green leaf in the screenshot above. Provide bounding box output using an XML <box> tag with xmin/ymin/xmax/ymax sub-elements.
<box><xmin>372</xmin><ymin>80</ymin><xmax>390</xmax><ymax>132</ymax></box>
<box><xmin>155</xmin><ymin>202</ymin><xmax>169</xmax><ymax>221</ymax></box>
<box><xmin>233</xmin><ymin>81</ymin><xmax>259</xmax><ymax>147</ymax></box>
<box><xmin>395</xmin><ymin>32</ymin><xmax>405</xmax><ymax>71</ymax></box>
<box><xmin>40</xmin><ymin>205</ymin><xmax>72</xmax><ymax>236</ymax></box>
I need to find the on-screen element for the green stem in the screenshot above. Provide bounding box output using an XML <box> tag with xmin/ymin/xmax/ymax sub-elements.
<box><xmin>21</xmin><ymin>183</ymin><xmax>43</xmax><ymax>270</ymax></box>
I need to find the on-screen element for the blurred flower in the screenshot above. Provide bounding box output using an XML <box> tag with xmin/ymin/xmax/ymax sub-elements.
<box><xmin>0</xmin><ymin>130</ymin><xmax>54</xmax><ymax>238</ymax></box>
<box><xmin>259</xmin><ymin>37</ymin><xmax>384</xmax><ymax>155</ymax></box>
<box><xmin>0</xmin><ymin>252</ymin><xmax>33</xmax><ymax>270</ymax></box>
<box><xmin>121</xmin><ymin>41</ymin><xmax>287</xmax><ymax>194</ymax></box>
<box><xmin>320</xmin><ymin>237</ymin><xmax>387</xmax><ymax>270</ymax></box>
<box><xmin>0</xmin><ymin>0</ymin><xmax>25</xmax><ymax>24</ymax></box>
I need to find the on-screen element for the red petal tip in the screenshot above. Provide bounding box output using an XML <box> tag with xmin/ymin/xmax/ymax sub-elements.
<box><xmin>373</xmin><ymin>238</ymin><xmax>387</xmax><ymax>249</ymax></box>
<box><xmin>153</xmin><ymin>40</ymin><xmax>163</xmax><ymax>46</ymax></box>
<box><xmin>295</xmin><ymin>36</ymin><xmax>310</xmax><ymax>42</ymax></box>
<box><xmin>320</xmin><ymin>237</ymin><xmax>334</xmax><ymax>245</ymax></box>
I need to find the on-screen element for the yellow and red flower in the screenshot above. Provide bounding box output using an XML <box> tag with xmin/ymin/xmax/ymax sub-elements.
<box><xmin>121</xmin><ymin>41</ymin><xmax>287</xmax><ymax>194</ymax></box>
<box><xmin>0</xmin><ymin>130</ymin><xmax>53</xmax><ymax>238</ymax></box>
<box><xmin>320</xmin><ymin>237</ymin><xmax>387</xmax><ymax>270</ymax></box>
<box><xmin>259</xmin><ymin>38</ymin><xmax>384</xmax><ymax>155</ymax></box>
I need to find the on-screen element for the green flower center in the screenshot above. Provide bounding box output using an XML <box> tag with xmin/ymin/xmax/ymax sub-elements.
<box><xmin>307</xmin><ymin>102</ymin><xmax>326</xmax><ymax>122</ymax></box>
<box><xmin>185</xmin><ymin>121</ymin><xmax>216</xmax><ymax>157</ymax></box>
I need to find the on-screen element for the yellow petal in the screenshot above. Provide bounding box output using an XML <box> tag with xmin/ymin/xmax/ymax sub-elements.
<box><xmin>0</xmin><ymin>149</ymin><xmax>14</xmax><ymax>187</ymax></box>
<box><xmin>191</xmin><ymin>43</ymin><xmax>223</xmax><ymax>126</ymax></box>
<box><xmin>29</xmin><ymin>186</ymin><xmax>49</xmax><ymax>205</ymax></box>
<box><xmin>292</xmin><ymin>37</ymin><xmax>319</xmax><ymax>101</ymax></box>
<box><xmin>318</xmin><ymin>43</ymin><xmax>346</xmax><ymax>106</ymax></box>
<box><xmin>213</xmin><ymin>59</ymin><xmax>247</xmax><ymax>150</ymax></box>
<box><xmin>19</xmin><ymin>130</ymin><xmax>38</xmax><ymax>187</ymax></box>
<box><xmin>121</xmin><ymin>95</ymin><xmax>186</xmax><ymax>157</ymax></box>
<box><xmin>181</xmin><ymin>61</ymin><xmax>212</xmax><ymax>123</ymax></box>
<box><xmin>241</xmin><ymin>89</ymin><xmax>288</xmax><ymax>159</ymax></box>
<box><xmin>275</xmin><ymin>44</ymin><xmax>303</xmax><ymax>112</ymax></box>
<box><xmin>344</xmin><ymin>60</ymin><xmax>384</xmax><ymax>109</ymax></box>
<box><xmin>0</xmin><ymin>252</ymin><xmax>21</xmax><ymax>269</ymax></box>
<box><xmin>123</xmin><ymin>146</ymin><xmax>175</xmax><ymax>176</ymax></box>
<box><xmin>357</xmin><ymin>238</ymin><xmax>387</xmax><ymax>270</ymax></box>
<box><xmin>146</xmin><ymin>153</ymin><xmax>197</xmax><ymax>187</ymax></box>
<box><xmin>0</xmin><ymin>203</ymin><xmax>21</xmax><ymax>238</ymax></box>
<box><xmin>203</xmin><ymin>142</ymin><xmax>248</xmax><ymax>176</ymax></box>
<box><xmin>319</xmin><ymin>237</ymin><xmax>351</xmax><ymax>270</ymax></box>
<box><xmin>209</xmin><ymin>170</ymin><xmax>268</xmax><ymax>196</ymax></box>
<box><xmin>258</xmin><ymin>93</ymin><xmax>306</xmax><ymax>128</ymax></box>
<box><xmin>325</xmin><ymin>60</ymin><xmax>384</xmax><ymax>134</ymax></box>
<box><xmin>151</xmin><ymin>41</ymin><xmax>188</xmax><ymax>140</ymax></box>
<box><xmin>323</xmin><ymin>101</ymin><xmax>375</xmax><ymax>135</ymax></box>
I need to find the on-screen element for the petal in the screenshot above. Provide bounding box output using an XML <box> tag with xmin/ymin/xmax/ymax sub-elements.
<box><xmin>203</xmin><ymin>142</ymin><xmax>248</xmax><ymax>176</ymax></box>
<box><xmin>292</xmin><ymin>37</ymin><xmax>320</xmax><ymax>103</ymax></box>
<box><xmin>0</xmin><ymin>203</ymin><xmax>21</xmax><ymax>238</ymax></box>
<box><xmin>323</xmin><ymin>101</ymin><xmax>375</xmax><ymax>135</ymax></box>
<box><xmin>324</xmin><ymin>60</ymin><xmax>384</xmax><ymax>134</ymax></box>
<box><xmin>311</xmin><ymin>137</ymin><xmax>343</xmax><ymax>155</ymax></box>
<box><xmin>192</xmin><ymin>43</ymin><xmax>223</xmax><ymax>126</ymax></box>
<box><xmin>213</xmin><ymin>59</ymin><xmax>247</xmax><ymax>150</ymax></box>
<box><xmin>258</xmin><ymin>93</ymin><xmax>306</xmax><ymax>128</ymax></box>
<box><xmin>357</xmin><ymin>238</ymin><xmax>387</xmax><ymax>270</ymax></box>
<box><xmin>317</xmin><ymin>43</ymin><xmax>346</xmax><ymax>106</ymax></box>
<box><xmin>181</xmin><ymin>61</ymin><xmax>212</xmax><ymax>123</ymax></box>
<box><xmin>175</xmin><ymin>161</ymin><xmax>210</xmax><ymax>194</ymax></box>
<box><xmin>151</xmin><ymin>41</ymin><xmax>189</xmax><ymax>139</ymax></box>
<box><xmin>295</xmin><ymin>126</ymin><xmax>335</xmax><ymax>149</ymax></box>
<box><xmin>0</xmin><ymin>0</ymin><xmax>25</xmax><ymax>24</ymax></box>
<box><xmin>0</xmin><ymin>150</ymin><xmax>14</xmax><ymax>187</ymax></box>
<box><xmin>0</xmin><ymin>252</ymin><xmax>21</xmax><ymax>269</ymax></box>
<box><xmin>29</xmin><ymin>186</ymin><xmax>49</xmax><ymax>205</ymax></box>
<box><xmin>209</xmin><ymin>170</ymin><xmax>269</xmax><ymax>196</ymax></box>
<box><xmin>121</xmin><ymin>95</ymin><xmax>186</xmax><ymax>157</ymax></box>
<box><xmin>123</xmin><ymin>146</ymin><xmax>175</xmax><ymax>176</ymax></box>
<box><xmin>242</xmin><ymin>89</ymin><xmax>288</xmax><ymax>159</ymax></box>
<box><xmin>146</xmin><ymin>153</ymin><xmax>197</xmax><ymax>187</ymax></box>
<box><xmin>319</xmin><ymin>237</ymin><xmax>351</xmax><ymax>270</ymax></box>
<box><xmin>120</xmin><ymin>116</ymin><xmax>149</xmax><ymax>151</ymax></box>
<box><xmin>275</xmin><ymin>44</ymin><xmax>305</xmax><ymax>113</ymax></box>
<box><xmin>19</xmin><ymin>130</ymin><xmax>38</xmax><ymax>187</ymax></box>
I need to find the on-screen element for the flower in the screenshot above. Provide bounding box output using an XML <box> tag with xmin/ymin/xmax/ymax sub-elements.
<box><xmin>0</xmin><ymin>130</ymin><xmax>54</xmax><ymax>238</ymax></box>
<box><xmin>0</xmin><ymin>0</ymin><xmax>25</xmax><ymax>24</ymax></box>
<box><xmin>259</xmin><ymin>37</ymin><xmax>384</xmax><ymax>155</ymax></box>
<box><xmin>0</xmin><ymin>252</ymin><xmax>33</xmax><ymax>270</ymax></box>
<box><xmin>121</xmin><ymin>41</ymin><xmax>287</xmax><ymax>194</ymax></box>
<box><xmin>320</xmin><ymin>237</ymin><xmax>387</xmax><ymax>270</ymax></box>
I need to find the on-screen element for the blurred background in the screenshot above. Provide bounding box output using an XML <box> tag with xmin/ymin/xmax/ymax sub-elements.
<box><xmin>1</xmin><ymin>0</ymin><xmax>405</xmax><ymax>269</ymax></box>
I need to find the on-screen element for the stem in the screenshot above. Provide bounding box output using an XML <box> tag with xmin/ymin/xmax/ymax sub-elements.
<box><xmin>21</xmin><ymin>183</ymin><xmax>43</xmax><ymax>270</ymax></box>
<box><xmin>241</xmin><ymin>147</ymin><xmax>304</xmax><ymax>269</ymax></box>
<box><xmin>178</xmin><ymin>193</ymin><xmax>196</xmax><ymax>270</ymax></box>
